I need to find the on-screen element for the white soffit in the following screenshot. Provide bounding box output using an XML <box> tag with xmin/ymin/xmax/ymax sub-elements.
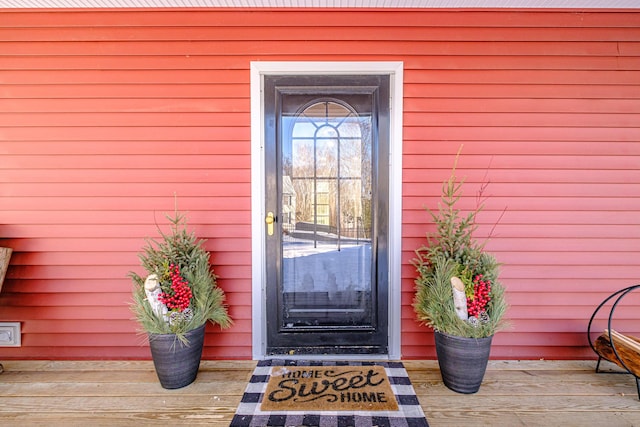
<box><xmin>2</xmin><ymin>0</ymin><xmax>639</xmax><ymax>9</ymax></box>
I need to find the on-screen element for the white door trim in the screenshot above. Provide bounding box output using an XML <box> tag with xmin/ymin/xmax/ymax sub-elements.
<box><xmin>250</xmin><ymin>61</ymin><xmax>404</xmax><ymax>359</ymax></box>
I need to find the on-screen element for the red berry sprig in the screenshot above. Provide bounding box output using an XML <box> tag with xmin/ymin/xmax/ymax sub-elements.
<box><xmin>159</xmin><ymin>264</ymin><xmax>193</xmax><ymax>312</ymax></box>
<box><xmin>467</xmin><ymin>274</ymin><xmax>491</xmax><ymax>318</ymax></box>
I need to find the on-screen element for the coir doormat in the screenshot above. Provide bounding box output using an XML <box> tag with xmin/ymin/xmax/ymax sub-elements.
<box><xmin>231</xmin><ymin>359</ymin><xmax>429</xmax><ymax>427</ymax></box>
<box><xmin>261</xmin><ymin>364</ymin><xmax>398</xmax><ymax>412</ymax></box>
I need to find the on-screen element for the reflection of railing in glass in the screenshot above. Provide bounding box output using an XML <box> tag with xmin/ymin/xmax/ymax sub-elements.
<box><xmin>282</xmin><ymin>220</ymin><xmax>371</xmax><ymax>245</ymax></box>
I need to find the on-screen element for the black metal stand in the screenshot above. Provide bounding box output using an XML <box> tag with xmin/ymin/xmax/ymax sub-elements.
<box><xmin>587</xmin><ymin>284</ymin><xmax>640</xmax><ymax>399</ymax></box>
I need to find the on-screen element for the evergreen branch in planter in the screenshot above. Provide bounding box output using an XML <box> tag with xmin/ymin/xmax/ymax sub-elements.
<box><xmin>129</xmin><ymin>211</ymin><xmax>232</xmax><ymax>344</ymax></box>
<box><xmin>412</xmin><ymin>153</ymin><xmax>508</xmax><ymax>339</ymax></box>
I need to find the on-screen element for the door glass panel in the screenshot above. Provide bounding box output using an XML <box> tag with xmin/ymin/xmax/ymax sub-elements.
<box><xmin>281</xmin><ymin>100</ymin><xmax>373</xmax><ymax>328</ymax></box>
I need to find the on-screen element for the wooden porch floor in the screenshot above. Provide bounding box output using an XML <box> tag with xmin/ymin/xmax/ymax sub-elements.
<box><xmin>0</xmin><ymin>359</ymin><xmax>639</xmax><ymax>426</ymax></box>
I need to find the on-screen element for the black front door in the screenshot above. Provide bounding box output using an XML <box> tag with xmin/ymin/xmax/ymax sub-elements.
<box><xmin>264</xmin><ymin>75</ymin><xmax>390</xmax><ymax>355</ymax></box>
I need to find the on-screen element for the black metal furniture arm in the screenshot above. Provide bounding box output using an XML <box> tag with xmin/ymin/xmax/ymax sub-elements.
<box><xmin>587</xmin><ymin>284</ymin><xmax>640</xmax><ymax>399</ymax></box>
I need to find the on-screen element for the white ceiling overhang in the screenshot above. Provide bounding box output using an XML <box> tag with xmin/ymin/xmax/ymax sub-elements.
<box><xmin>2</xmin><ymin>0</ymin><xmax>639</xmax><ymax>9</ymax></box>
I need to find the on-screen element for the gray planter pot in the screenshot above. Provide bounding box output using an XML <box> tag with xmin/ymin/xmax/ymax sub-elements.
<box><xmin>434</xmin><ymin>330</ymin><xmax>493</xmax><ymax>394</ymax></box>
<box><xmin>148</xmin><ymin>323</ymin><xmax>206</xmax><ymax>389</ymax></box>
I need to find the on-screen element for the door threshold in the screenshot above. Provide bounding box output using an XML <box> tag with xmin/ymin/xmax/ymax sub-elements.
<box><xmin>257</xmin><ymin>354</ymin><xmax>394</xmax><ymax>361</ymax></box>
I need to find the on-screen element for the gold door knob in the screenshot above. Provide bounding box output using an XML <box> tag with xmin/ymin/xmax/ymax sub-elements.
<box><xmin>265</xmin><ymin>212</ymin><xmax>275</xmax><ymax>236</ymax></box>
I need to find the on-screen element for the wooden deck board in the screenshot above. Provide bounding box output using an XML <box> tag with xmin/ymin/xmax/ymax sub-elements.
<box><xmin>0</xmin><ymin>360</ymin><xmax>638</xmax><ymax>426</ymax></box>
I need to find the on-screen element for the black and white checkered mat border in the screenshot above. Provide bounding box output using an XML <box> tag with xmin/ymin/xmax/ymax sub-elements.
<box><xmin>230</xmin><ymin>359</ymin><xmax>429</xmax><ymax>427</ymax></box>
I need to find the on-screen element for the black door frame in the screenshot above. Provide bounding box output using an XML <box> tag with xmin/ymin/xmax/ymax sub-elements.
<box><xmin>264</xmin><ymin>75</ymin><xmax>390</xmax><ymax>355</ymax></box>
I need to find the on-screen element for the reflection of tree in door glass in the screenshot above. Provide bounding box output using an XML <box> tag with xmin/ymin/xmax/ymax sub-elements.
<box><xmin>285</xmin><ymin>101</ymin><xmax>372</xmax><ymax>241</ymax></box>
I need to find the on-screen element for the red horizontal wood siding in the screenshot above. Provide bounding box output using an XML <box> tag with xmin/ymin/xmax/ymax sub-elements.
<box><xmin>0</xmin><ymin>8</ymin><xmax>638</xmax><ymax>360</ymax></box>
